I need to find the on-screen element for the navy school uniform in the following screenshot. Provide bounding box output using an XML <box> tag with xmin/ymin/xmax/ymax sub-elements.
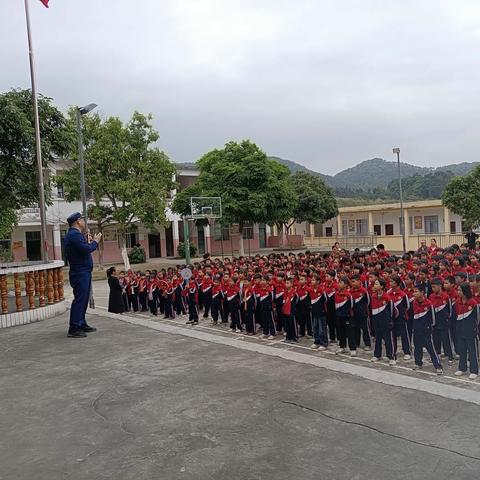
<box><xmin>412</xmin><ymin>298</ymin><xmax>442</xmax><ymax>369</ymax></box>
<box><xmin>282</xmin><ymin>289</ymin><xmax>298</xmax><ymax>341</ymax></box>
<box><xmin>324</xmin><ymin>282</ymin><xmax>337</xmax><ymax>341</ymax></box>
<box><xmin>429</xmin><ymin>291</ymin><xmax>454</xmax><ymax>361</ymax></box>
<box><xmin>127</xmin><ymin>278</ymin><xmax>139</xmax><ymax>312</ymax></box>
<box><xmin>201</xmin><ymin>278</ymin><xmax>213</xmax><ymax>318</ymax></box>
<box><xmin>226</xmin><ymin>285</ymin><xmax>241</xmax><ymax>331</ymax></box>
<box><xmin>210</xmin><ymin>284</ymin><xmax>224</xmax><ymax>324</ymax></box>
<box><xmin>350</xmin><ymin>286</ymin><xmax>371</xmax><ymax>348</ymax></box>
<box><xmin>295</xmin><ymin>285</ymin><xmax>312</xmax><ymax>337</ymax></box>
<box><xmin>370</xmin><ymin>292</ymin><xmax>394</xmax><ymax>360</ymax></box>
<box><xmin>259</xmin><ymin>287</ymin><xmax>276</xmax><ymax>336</ymax></box>
<box><xmin>334</xmin><ymin>289</ymin><xmax>356</xmax><ymax>351</ymax></box>
<box><xmin>274</xmin><ymin>282</ymin><xmax>286</xmax><ymax>332</ymax></box>
<box><xmin>244</xmin><ymin>288</ymin><xmax>257</xmax><ymax>334</ymax></box>
<box><xmin>147</xmin><ymin>279</ymin><xmax>158</xmax><ymax>315</ymax></box>
<box><xmin>310</xmin><ymin>286</ymin><xmax>327</xmax><ymax>347</ymax></box>
<box><xmin>187</xmin><ymin>282</ymin><xmax>199</xmax><ymax>323</ymax></box>
<box><xmin>174</xmin><ymin>279</ymin><xmax>186</xmax><ymax>315</ymax></box>
<box><xmin>389</xmin><ymin>289</ymin><xmax>411</xmax><ymax>357</ymax></box>
<box><xmin>164</xmin><ymin>282</ymin><xmax>175</xmax><ymax>319</ymax></box>
<box><xmin>455</xmin><ymin>299</ymin><xmax>479</xmax><ymax>375</ymax></box>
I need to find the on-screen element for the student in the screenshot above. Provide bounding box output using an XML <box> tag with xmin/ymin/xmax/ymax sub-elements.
<box><xmin>350</xmin><ymin>274</ymin><xmax>371</xmax><ymax>351</ymax></box>
<box><xmin>443</xmin><ymin>275</ymin><xmax>459</xmax><ymax>356</ymax></box>
<box><xmin>429</xmin><ymin>277</ymin><xmax>454</xmax><ymax>364</ymax></box>
<box><xmin>107</xmin><ymin>267</ymin><xmax>124</xmax><ymax>314</ymax></box>
<box><xmin>282</xmin><ymin>278</ymin><xmax>298</xmax><ymax>343</ymax></box>
<box><xmin>138</xmin><ymin>272</ymin><xmax>148</xmax><ymax>312</ymax></box>
<box><xmin>226</xmin><ymin>277</ymin><xmax>242</xmax><ymax>333</ymax></box>
<box><xmin>309</xmin><ymin>274</ymin><xmax>327</xmax><ymax>350</ymax></box>
<box><xmin>185</xmin><ymin>278</ymin><xmax>199</xmax><ymax>325</ymax></box>
<box><xmin>295</xmin><ymin>275</ymin><xmax>312</xmax><ymax>337</ymax></box>
<box><xmin>389</xmin><ymin>275</ymin><xmax>411</xmax><ymax>360</ymax></box>
<box><xmin>119</xmin><ymin>271</ymin><xmax>129</xmax><ymax>312</ymax></box>
<box><xmin>259</xmin><ymin>276</ymin><xmax>276</xmax><ymax>339</ymax></box>
<box><xmin>411</xmin><ymin>285</ymin><xmax>443</xmax><ymax>374</ymax></box>
<box><xmin>164</xmin><ymin>277</ymin><xmax>175</xmax><ymax>319</ymax></box>
<box><xmin>210</xmin><ymin>276</ymin><xmax>224</xmax><ymax>325</ymax></box>
<box><xmin>147</xmin><ymin>273</ymin><xmax>158</xmax><ymax>316</ymax></box>
<box><xmin>370</xmin><ymin>278</ymin><xmax>395</xmax><ymax>365</ymax></box>
<box><xmin>273</xmin><ymin>272</ymin><xmax>286</xmax><ymax>333</ymax></box>
<box><xmin>454</xmin><ymin>283</ymin><xmax>479</xmax><ymax>379</ymax></box>
<box><xmin>324</xmin><ymin>270</ymin><xmax>337</xmax><ymax>343</ymax></box>
<box><xmin>334</xmin><ymin>276</ymin><xmax>356</xmax><ymax>356</ymax></box>
<box><xmin>201</xmin><ymin>273</ymin><xmax>213</xmax><ymax>319</ymax></box>
<box><xmin>243</xmin><ymin>278</ymin><xmax>257</xmax><ymax>335</ymax></box>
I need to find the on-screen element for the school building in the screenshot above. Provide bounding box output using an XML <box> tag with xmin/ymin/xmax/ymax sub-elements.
<box><xmin>2</xmin><ymin>162</ymin><xmax>273</xmax><ymax>264</ymax></box>
<box><xmin>301</xmin><ymin>199</ymin><xmax>467</xmax><ymax>252</ymax></box>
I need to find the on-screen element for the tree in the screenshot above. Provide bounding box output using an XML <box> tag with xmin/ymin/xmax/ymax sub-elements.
<box><xmin>59</xmin><ymin>110</ymin><xmax>176</xmax><ymax>269</ymax></box>
<box><xmin>0</xmin><ymin>89</ymin><xmax>71</xmax><ymax>239</ymax></box>
<box><xmin>442</xmin><ymin>166</ymin><xmax>480</xmax><ymax>230</ymax></box>
<box><xmin>281</xmin><ymin>171</ymin><xmax>337</xmax><ymax>242</ymax></box>
<box><xmin>177</xmin><ymin>140</ymin><xmax>295</xmax><ymax>255</ymax></box>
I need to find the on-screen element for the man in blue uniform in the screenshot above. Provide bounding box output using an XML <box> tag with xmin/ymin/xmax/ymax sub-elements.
<box><xmin>64</xmin><ymin>212</ymin><xmax>102</xmax><ymax>337</ymax></box>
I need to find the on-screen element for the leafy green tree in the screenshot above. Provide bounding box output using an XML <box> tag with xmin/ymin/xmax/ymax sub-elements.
<box><xmin>0</xmin><ymin>89</ymin><xmax>71</xmax><ymax>240</ymax></box>
<box><xmin>58</xmin><ymin>110</ymin><xmax>176</xmax><ymax>269</ymax></box>
<box><xmin>177</xmin><ymin>140</ymin><xmax>295</xmax><ymax>255</ymax></box>
<box><xmin>281</xmin><ymin>171</ymin><xmax>337</xmax><ymax>241</ymax></box>
<box><xmin>442</xmin><ymin>166</ymin><xmax>480</xmax><ymax>229</ymax></box>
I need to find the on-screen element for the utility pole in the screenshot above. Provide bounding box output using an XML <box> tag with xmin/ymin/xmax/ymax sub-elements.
<box><xmin>393</xmin><ymin>147</ymin><xmax>406</xmax><ymax>253</ymax></box>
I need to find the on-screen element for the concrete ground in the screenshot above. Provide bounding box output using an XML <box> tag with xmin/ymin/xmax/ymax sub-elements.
<box><xmin>1</xmin><ymin>309</ymin><xmax>480</xmax><ymax>480</ymax></box>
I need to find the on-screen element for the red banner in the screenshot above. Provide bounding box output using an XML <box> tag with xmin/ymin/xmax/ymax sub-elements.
<box><xmin>39</xmin><ymin>0</ymin><xmax>49</xmax><ymax>7</ymax></box>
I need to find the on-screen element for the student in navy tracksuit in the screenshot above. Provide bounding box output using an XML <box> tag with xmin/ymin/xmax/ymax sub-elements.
<box><xmin>389</xmin><ymin>275</ymin><xmax>411</xmax><ymax>360</ymax></box>
<box><xmin>324</xmin><ymin>271</ymin><xmax>337</xmax><ymax>342</ymax></box>
<box><xmin>185</xmin><ymin>279</ymin><xmax>199</xmax><ymax>325</ymax></box>
<box><xmin>455</xmin><ymin>283</ymin><xmax>479</xmax><ymax>379</ymax></box>
<box><xmin>226</xmin><ymin>279</ymin><xmax>242</xmax><ymax>333</ymax></box>
<box><xmin>282</xmin><ymin>278</ymin><xmax>298</xmax><ymax>343</ymax></box>
<box><xmin>309</xmin><ymin>275</ymin><xmax>328</xmax><ymax>350</ymax></box>
<box><xmin>243</xmin><ymin>279</ymin><xmax>257</xmax><ymax>335</ymax></box>
<box><xmin>295</xmin><ymin>275</ymin><xmax>312</xmax><ymax>337</ymax></box>
<box><xmin>429</xmin><ymin>278</ymin><xmax>454</xmax><ymax>364</ymax></box>
<box><xmin>370</xmin><ymin>279</ymin><xmax>395</xmax><ymax>365</ymax></box>
<box><xmin>334</xmin><ymin>276</ymin><xmax>356</xmax><ymax>356</ymax></box>
<box><xmin>259</xmin><ymin>278</ymin><xmax>276</xmax><ymax>339</ymax></box>
<box><xmin>210</xmin><ymin>277</ymin><xmax>223</xmax><ymax>325</ymax></box>
<box><xmin>411</xmin><ymin>285</ymin><xmax>443</xmax><ymax>374</ymax></box>
<box><xmin>350</xmin><ymin>274</ymin><xmax>371</xmax><ymax>351</ymax></box>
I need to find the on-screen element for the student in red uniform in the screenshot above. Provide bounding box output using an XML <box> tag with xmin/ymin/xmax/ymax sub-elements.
<box><xmin>324</xmin><ymin>270</ymin><xmax>337</xmax><ymax>343</ymax></box>
<box><xmin>444</xmin><ymin>275</ymin><xmax>459</xmax><ymax>356</ymax></box>
<box><xmin>455</xmin><ymin>283</ymin><xmax>479</xmax><ymax>379</ymax></box>
<box><xmin>429</xmin><ymin>277</ymin><xmax>454</xmax><ymax>364</ymax></box>
<box><xmin>411</xmin><ymin>285</ymin><xmax>443</xmax><ymax>374</ymax></box>
<box><xmin>334</xmin><ymin>276</ymin><xmax>356</xmax><ymax>356</ymax></box>
<box><xmin>350</xmin><ymin>274</ymin><xmax>371</xmax><ymax>351</ymax></box>
<box><xmin>243</xmin><ymin>277</ymin><xmax>257</xmax><ymax>335</ymax></box>
<box><xmin>389</xmin><ymin>275</ymin><xmax>411</xmax><ymax>360</ymax></box>
<box><xmin>370</xmin><ymin>278</ymin><xmax>395</xmax><ymax>365</ymax></box>
<box><xmin>259</xmin><ymin>276</ymin><xmax>276</xmax><ymax>339</ymax></box>
<box><xmin>201</xmin><ymin>273</ymin><xmax>213</xmax><ymax>319</ymax></box>
<box><xmin>185</xmin><ymin>278</ymin><xmax>199</xmax><ymax>325</ymax></box>
<box><xmin>295</xmin><ymin>275</ymin><xmax>312</xmax><ymax>337</ymax></box>
<box><xmin>226</xmin><ymin>276</ymin><xmax>241</xmax><ymax>333</ymax></box>
<box><xmin>309</xmin><ymin>274</ymin><xmax>327</xmax><ymax>350</ymax></box>
<box><xmin>273</xmin><ymin>272</ymin><xmax>286</xmax><ymax>333</ymax></box>
<box><xmin>282</xmin><ymin>278</ymin><xmax>298</xmax><ymax>343</ymax></box>
<box><xmin>210</xmin><ymin>275</ymin><xmax>224</xmax><ymax>325</ymax></box>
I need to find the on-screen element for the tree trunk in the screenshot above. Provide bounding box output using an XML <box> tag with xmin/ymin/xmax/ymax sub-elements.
<box><xmin>238</xmin><ymin>222</ymin><xmax>245</xmax><ymax>256</ymax></box>
<box><xmin>119</xmin><ymin>232</ymin><xmax>131</xmax><ymax>271</ymax></box>
<box><xmin>277</xmin><ymin>223</ymin><xmax>284</xmax><ymax>248</ymax></box>
<box><xmin>97</xmin><ymin>221</ymin><xmax>104</xmax><ymax>270</ymax></box>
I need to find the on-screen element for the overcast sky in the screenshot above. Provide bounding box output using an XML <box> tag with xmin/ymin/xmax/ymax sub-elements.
<box><xmin>2</xmin><ymin>0</ymin><xmax>480</xmax><ymax>174</ymax></box>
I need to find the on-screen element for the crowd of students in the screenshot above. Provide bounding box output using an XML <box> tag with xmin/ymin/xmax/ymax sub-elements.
<box><xmin>106</xmin><ymin>239</ymin><xmax>480</xmax><ymax>380</ymax></box>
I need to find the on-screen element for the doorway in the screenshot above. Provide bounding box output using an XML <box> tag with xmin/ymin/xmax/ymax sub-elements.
<box><xmin>148</xmin><ymin>234</ymin><xmax>161</xmax><ymax>258</ymax></box>
<box><xmin>26</xmin><ymin>231</ymin><xmax>41</xmax><ymax>261</ymax></box>
<box><xmin>197</xmin><ymin>227</ymin><xmax>205</xmax><ymax>255</ymax></box>
<box><xmin>258</xmin><ymin>223</ymin><xmax>267</xmax><ymax>248</ymax></box>
<box><xmin>165</xmin><ymin>223</ymin><xmax>174</xmax><ymax>256</ymax></box>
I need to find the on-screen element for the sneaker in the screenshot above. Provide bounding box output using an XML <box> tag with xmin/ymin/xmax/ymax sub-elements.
<box><xmin>436</xmin><ymin>369</ymin><xmax>444</xmax><ymax>376</ymax></box>
<box><xmin>185</xmin><ymin>320</ymin><xmax>194</xmax><ymax>325</ymax></box>
<box><xmin>262</xmin><ymin>334</ymin><xmax>269</xmax><ymax>339</ymax></box>
<box><xmin>318</xmin><ymin>346</ymin><xmax>327</xmax><ymax>351</ymax></box>
<box><xmin>349</xmin><ymin>350</ymin><xmax>357</xmax><ymax>357</ymax></box>
<box><xmin>236</xmin><ymin>328</ymin><xmax>242</xmax><ymax>333</ymax></box>
<box><xmin>448</xmin><ymin>359</ymin><xmax>454</xmax><ymax>365</ymax></box>
<box><xmin>413</xmin><ymin>364</ymin><xmax>422</xmax><ymax>370</ymax></box>
<box><xmin>455</xmin><ymin>354</ymin><xmax>460</xmax><ymax>360</ymax></box>
<box><xmin>335</xmin><ymin>348</ymin><xmax>345</xmax><ymax>355</ymax></box>
<box><xmin>469</xmin><ymin>373</ymin><xmax>478</xmax><ymax>380</ymax></box>
<box><xmin>403</xmin><ymin>354</ymin><xmax>411</xmax><ymax>361</ymax></box>
<box><xmin>363</xmin><ymin>346</ymin><xmax>371</xmax><ymax>352</ymax></box>
<box><xmin>67</xmin><ymin>330</ymin><xmax>87</xmax><ymax>338</ymax></box>
<box><xmin>283</xmin><ymin>332</ymin><xmax>287</xmax><ymax>336</ymax></box>
<box><xmin>267</xmin><ymin>335</ymin><xmax>275</xmax><ymax>340</ymax></box>
<box><xmin>330</xmin><ymin>339</ymin><xmax>337</xmax><ymax>344</ymax></box>
<box><xmin>454</xmin><ymin>370</ymin><xmax>465</xmax><ymax>376</ymax></box>
<box><xmin>389</xmin><ymin>359</ymin><xmax>397</xmax><ymax>366</ymax></box>
<box><xmin>423</xmin><ymin>347</ymin><xmax>427</xmax><ymax>353</ymax></box>
<box><xmin>370</xmin><ymin>357</ymin><xmax>379</xmax><ymax>362</ymax></box>
<box><xmin>82</xmin><ymin>325</ymin><xmax>97</xmax><ymax>333</ymax></box>
<box><xmin>310</xmin><ymin>344</ymin><xmax>320</xmax><ymax>349</ymax></box>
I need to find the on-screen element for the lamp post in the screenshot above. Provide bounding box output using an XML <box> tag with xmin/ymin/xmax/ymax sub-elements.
<box><xmin>393</xmin><ymin>147</ymin><xmax>406</xmax><ymax>253</ymax></box>
<box><xmin>76</xmin><ymin>103</ymin><xmax>97</xmax><ymax>308</ymax></box>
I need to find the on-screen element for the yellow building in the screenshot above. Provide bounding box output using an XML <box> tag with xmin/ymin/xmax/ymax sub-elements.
<box><xmin>304</xmin><ymin>199</ymin><xmax>466</xmax><ymax>252</ymax></box>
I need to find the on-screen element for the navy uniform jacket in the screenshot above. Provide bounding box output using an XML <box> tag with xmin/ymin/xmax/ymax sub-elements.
<box><xmin>64</xmin><ymin>227</ymin><xmax>98</xmax><ymax>273</ymax></box>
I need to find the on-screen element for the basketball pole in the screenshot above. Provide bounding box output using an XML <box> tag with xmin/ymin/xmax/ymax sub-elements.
<box><xmin>183</xmin><ymin>217</ymin><xmax>190</xmax><ymax>265</ymax></box>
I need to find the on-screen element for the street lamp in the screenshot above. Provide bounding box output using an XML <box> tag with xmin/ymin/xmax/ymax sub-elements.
<box><xmin>76</xmin><ymin>103</ymin><xmax>97</xmax><ymax>308</ymax></box>
<box><xmin>76</xmin><ymin>103</ymin><xmax>97</xmax><ymax>222</ymax></box>
<box><xmin>393</xmin><ymin>147</ymin><xmax>406</xmax><ymax>253</ymax></box>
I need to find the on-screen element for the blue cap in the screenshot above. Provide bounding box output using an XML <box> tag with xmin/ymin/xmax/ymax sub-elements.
<box><xmin>67</xmin><ymin>212</ymin><xmax>83</xmax><ymax>226</ymax></box>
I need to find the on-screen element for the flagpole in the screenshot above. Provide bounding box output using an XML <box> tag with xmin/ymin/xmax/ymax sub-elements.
<box><xmin>24</xmin><ymin>0</ymin><xmax>49</xmax><ymax>262</ymax></box>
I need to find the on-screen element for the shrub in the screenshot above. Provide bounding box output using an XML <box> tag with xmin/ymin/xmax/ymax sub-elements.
<box><xmin>128</xmin><ymin>245</ymin><xmax>146</xmax><ymax>264</ymax></box>
<box><xmin>0</xmin><ymin>245</ymin><xmax>13</xmax><ymax>263</ymax></box>
<box><xmin>177</xmin><ymin>242</ymin><xmax>197</xmax><ymax>258</ymax></box>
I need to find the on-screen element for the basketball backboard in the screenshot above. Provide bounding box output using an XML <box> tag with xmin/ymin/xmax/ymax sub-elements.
<box><xmin>190</xmin><ymin>197</ymin><xmax>222</xmax><ymax>219</ymax></box>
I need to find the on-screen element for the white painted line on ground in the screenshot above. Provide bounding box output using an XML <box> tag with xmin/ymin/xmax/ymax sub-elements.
<box><xmin>88</xmin><ymin>307</ymin><xmax>480</xmax><ymax>406</ymax></box>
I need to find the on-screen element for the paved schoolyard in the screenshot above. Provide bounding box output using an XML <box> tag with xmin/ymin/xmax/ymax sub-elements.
<box><xmin>1</xmin><ymin>310</ymin><xmax>480</xmax><ymax>480</ymax></box>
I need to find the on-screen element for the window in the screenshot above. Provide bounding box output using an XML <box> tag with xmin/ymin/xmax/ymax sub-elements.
<box><xmin>325</xmin><ymin>227</ymin><xmax>332</xmax><ymax>237</ymax></box>
<box><xmin>213</xmin><ymin>222</ymin><xmax>229</xmax><ymax>241</ymax></box>
<box><xmin>56</xmin><ymin>182</ymin><xmax>64</xmax><ymax>199</ymax></box>
<box><xmin>242</xmin><ymin>222</ymin><xmax>254</xmax><ymax>240</ymax></box>
<box><xmin>341</xmin><ymin>220</ymin><xmax>348</xmax><ymax>235</ymax></box>
<box><xmin>450</xmin><ymin>221</ymin><xmax>456</xmax><ymax>234</ymax></box>
<box><xmin>126</xmin><ymin>232</ymin><xmax>137</xmax><ymax>248</ymax></box>
<box><xmin>373</xmin><ymin>225</ymin><xmax>381</xmax><ymax>236</ymax></box>
<box><xmin>0</xmin><ymin>238</ymin><xmax>11</xmax><ymax>250</ymax></box>
<box><xmin>424</xmin><ymin>215</ymin><xmax>439</xmax><ymax>234</ymax></box>
<box><xmin>409</xmin><ymin>216</ymin><xmax>413</xmax><ymax>233</ymax></box>
<box><xmin>385</xmin><ymin>224</ymin><xmax>394</xmax><ymax>236</ymax></box>
<box><xmin>356</xmin><ymin>219</ymin><xmax>368</xmax><ymax>235</ymax></box>
<box><xmin>103</xmin><ymin>227</ymin><xmax>118</xmax><ymax>242</ymax></box>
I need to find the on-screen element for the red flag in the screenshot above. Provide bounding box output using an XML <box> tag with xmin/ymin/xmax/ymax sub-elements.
<box><xmin>39</xmin><ymin>0</ymin><xmax>49</xmax><ymax>7</ymax></box>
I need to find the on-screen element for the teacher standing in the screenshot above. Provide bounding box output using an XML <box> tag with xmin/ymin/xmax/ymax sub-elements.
<box><xmin>64</xmin><ymin>212</ymin><xmax>102</xmax><ymax>338</ymax></box>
